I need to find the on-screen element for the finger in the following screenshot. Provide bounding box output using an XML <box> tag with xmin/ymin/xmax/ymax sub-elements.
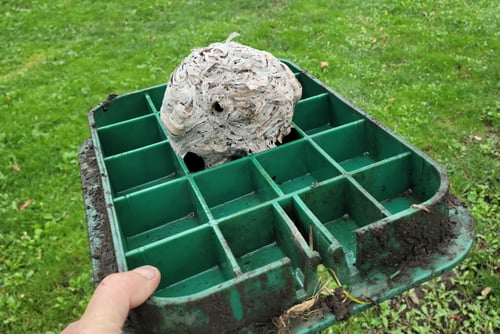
<box><xmin>80</xmin><ymin>266</ymin><xmax>160</xmax><ymax>333</ymax></box>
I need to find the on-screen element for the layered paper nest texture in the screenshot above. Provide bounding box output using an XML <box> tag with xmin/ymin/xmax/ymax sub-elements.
<box><xmin>160</xmin><ymin>35</ymin><xmax>302</xmax><ymax>167</ymax></box>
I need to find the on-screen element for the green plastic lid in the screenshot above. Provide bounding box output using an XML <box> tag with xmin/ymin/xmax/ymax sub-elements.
<box><xmin>81</xmin><ymin>60</ymin><xmax>474</xmax><ymax>333</ymax></box>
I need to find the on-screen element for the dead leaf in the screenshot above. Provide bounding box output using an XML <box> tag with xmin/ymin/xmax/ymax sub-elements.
<box><xmin>320</xmin><ymin>61</ymin><xmax>329</xmax><ymax>68</ymax></box>
<box><xmin>18</xmin><ymin>199</ymin><xmax>34</xmax><ymax>211</ymax></box>
<box><xmin>285</xmin><ymin>295</ymin><xmax>318</xmax><ymax>315</ymax></box>
<box><xmin>481</xmin><ymin>287</ymin><xmax>492</xmax><ymax>298</ymax></box>
<box><xmin>371</xmin><ymin>38</ymin><xmax>377</xmax><ymax>44</ymax></box>
<box><xmin>411</xmin><ymin>204</ymin><xmax>430</xmax><ymax>213</ymax></box>
<box><xmin>275</xmin><ymin>294</ymin><xmax>319</xmax><ymax>332</ymax></box>
<box><xmin>409</xmin><ymin>291</ymin><xmax>420</xmax><ymax>306</ymax></box>
<box><xmin>11</xmin><ymin>164</ymin><xmax>21</xmax><ymax>172</ymax></box>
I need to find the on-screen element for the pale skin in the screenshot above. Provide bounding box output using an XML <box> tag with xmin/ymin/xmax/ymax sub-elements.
<box><xmin>62</xmin><ymin>265</ymin><xmax>161</xmax><ymax>334</ymax></box>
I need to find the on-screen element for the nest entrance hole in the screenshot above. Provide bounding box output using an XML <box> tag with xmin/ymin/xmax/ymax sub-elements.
<box><xmin>183</xmin><ymin>152</ymin><xmax>206</xmax><ymax>173</ymax></box>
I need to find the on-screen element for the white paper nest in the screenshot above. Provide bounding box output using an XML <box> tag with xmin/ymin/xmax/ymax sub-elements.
<box><xmin>160</xmin><ymin>33</ymin><xmax>302</xmax><ymax>168</ymax></box>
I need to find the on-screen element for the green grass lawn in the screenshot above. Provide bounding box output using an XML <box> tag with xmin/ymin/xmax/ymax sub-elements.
<box><xmin>1</xmin><ymin>1</ymin><xmax>498</xmax><ymax>333</ymax></box>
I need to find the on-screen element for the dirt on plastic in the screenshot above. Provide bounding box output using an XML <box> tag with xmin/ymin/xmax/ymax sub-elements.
<box><xmin>78</xmin><ymin>139</ymin><xmax>118</xmax><ymax>285</ymax></box>
<box><xmin>79</xmin><ymin>137</ymin><xmax>471</xmax><ymax>333</ymax></box>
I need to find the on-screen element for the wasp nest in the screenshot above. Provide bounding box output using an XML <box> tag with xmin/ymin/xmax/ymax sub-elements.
<box><xmin>160</xmin><ymin>33</ymin><xmax>302</xmax><ymax>168</ymax></box>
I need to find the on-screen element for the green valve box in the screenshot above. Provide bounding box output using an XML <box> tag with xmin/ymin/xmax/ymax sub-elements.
<box><xmin>79</xmin><ymin>61</ymin><xmax>474</xmax><ymax>333</ymax></box>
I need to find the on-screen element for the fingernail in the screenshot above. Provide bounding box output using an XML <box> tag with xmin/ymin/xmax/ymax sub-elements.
<box><xmin>133</xmin><ymin>265</ymin><xmax>158</xmax><ymax>280</ymax></box>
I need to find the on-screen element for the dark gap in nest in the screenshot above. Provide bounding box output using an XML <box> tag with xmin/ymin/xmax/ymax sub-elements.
<box><xmin>184</xmin><ymin>152</ymin><xmax>205</xmax><ymax>173</ymax></box>
<box><xmin>229</xmin><ymin>150</ymin><xmax>248</xmax><ymax>161</ymax></box>
<box><xmin>277</xmin><ymin>128</ymin><xmax>301</xmax><ymax>146</ymax></box>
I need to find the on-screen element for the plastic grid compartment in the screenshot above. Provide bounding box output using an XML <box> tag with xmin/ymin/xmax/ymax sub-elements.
<box><xmin>85</xmin><ymin>61</ymin><xmax>473</xmax><ymax>333</ymax></box>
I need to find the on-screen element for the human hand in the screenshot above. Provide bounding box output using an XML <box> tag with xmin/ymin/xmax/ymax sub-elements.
<box><xmin>62</xmin><ymin>265</ymin><xmax>161</xmax><ymax>334</ymax></box>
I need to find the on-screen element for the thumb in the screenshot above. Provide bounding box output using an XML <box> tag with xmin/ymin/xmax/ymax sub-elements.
<box><xmin>62</xmin><ymin>265</ymin><xmax>161</xmax><ymax>334</ymax></box>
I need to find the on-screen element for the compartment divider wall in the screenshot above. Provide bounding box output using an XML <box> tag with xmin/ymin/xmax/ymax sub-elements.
<box><xmin>250</xmin><ymin>156</ymin><xmax>286</xmax><ymax>197</ymax></box>
<box><xmin>286</xmin><ymin>195</ymin><xmax>350</xmax><ymax>281</ymax></box>
<box><xmin>211</xmin><ymin>225</ymin><xmax>244</xmax><ymax>277</ymax></box>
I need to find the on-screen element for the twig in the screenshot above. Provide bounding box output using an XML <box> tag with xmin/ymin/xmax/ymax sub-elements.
<box><xmin>308</xmin><ymin>225</ymin><xmax>313</xmax><ymax>251</ymax></box>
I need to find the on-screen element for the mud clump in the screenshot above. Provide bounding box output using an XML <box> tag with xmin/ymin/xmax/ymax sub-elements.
<box><xmin>356</xmin><ymin>192</ymin><xmax>453</xmax><ymax>275</ymax></box>
<box><xmin>321</xmin><ymin>287</ymin><xmax>353</xmax><ymax>321</ymax></box>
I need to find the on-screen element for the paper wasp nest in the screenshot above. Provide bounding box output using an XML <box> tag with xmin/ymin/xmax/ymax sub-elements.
<box><xmin>160</xmin><ymin>33</ymin><xmax>302</xmax><ymax>168</ymax></box>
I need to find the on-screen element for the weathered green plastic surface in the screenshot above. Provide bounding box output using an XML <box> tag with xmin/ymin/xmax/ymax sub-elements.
<box><xmin>85</xmin><ymin>60</ymin><xmax>474</xmax><ymax>333</ymax></box>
